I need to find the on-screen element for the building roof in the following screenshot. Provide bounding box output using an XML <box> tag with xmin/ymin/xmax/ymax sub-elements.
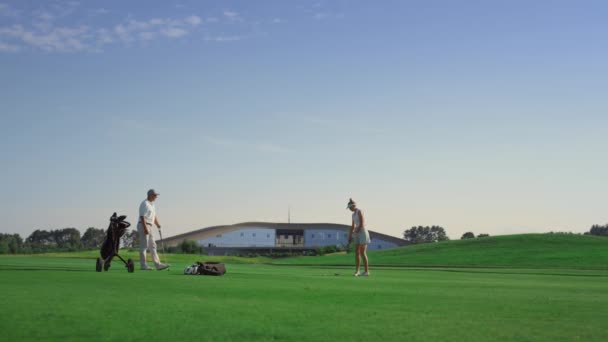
<box><xmin>159</xmin><ymin>222</ymin><xmax>408</xmax><ymax>247</ymax></box>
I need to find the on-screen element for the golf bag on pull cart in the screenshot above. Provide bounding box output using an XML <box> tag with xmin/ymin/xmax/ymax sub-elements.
<box><xmin>96</xmin><ymin>213</ymin><xmax>135</xmax><ymax>273</ymax></box>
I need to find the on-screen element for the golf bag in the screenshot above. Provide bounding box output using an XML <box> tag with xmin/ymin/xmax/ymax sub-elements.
<box><xmin>184</xmin><ymin>262</ymin><xmax>226</xmax><ymax>276</ymax></box>
<box><xmin>96</xmin><ymin>213</ymin><xmax>135</xmax><ymax>273</ymax></box>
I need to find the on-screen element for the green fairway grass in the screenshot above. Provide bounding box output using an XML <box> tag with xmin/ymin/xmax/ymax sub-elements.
<box><xmin>275</xmin><ymin>234</ymin><xmax>608</xmax><ymax>269</ymax></box>
<box><xmin>1</xmin><ymin>254</ymin><xmax>608</xmax><ymax>341</ymax></box>
<box><xmin>37</xmin><ymin>249</ymin><xmax>273</xmax><ymax>264</ymax></box>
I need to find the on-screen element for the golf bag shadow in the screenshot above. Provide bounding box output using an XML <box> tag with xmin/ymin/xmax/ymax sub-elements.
<box><xmin>96</xmin><ymin>213</ymin><xmax>135</xmax><ymax>273</ymax></box>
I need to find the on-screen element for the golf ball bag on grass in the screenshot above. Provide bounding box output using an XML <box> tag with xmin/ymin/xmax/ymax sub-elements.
<box><xmin>184</xmin><ymin>262</ymin><xmax>226</xmax><ymax>276</ymax></box>
<box><xmin>96</xmin><ymin>212</ymin><xmax>135</xmax><ymax>273</ymax></box>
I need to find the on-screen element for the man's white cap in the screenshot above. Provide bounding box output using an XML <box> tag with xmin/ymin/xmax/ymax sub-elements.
<box><xmin>147</xmin><ymin>189</ymin><xmax>160</xmax><ymax>196</ymax></box>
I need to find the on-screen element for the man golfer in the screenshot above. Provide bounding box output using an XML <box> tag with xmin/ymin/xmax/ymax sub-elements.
<box><xmin>347</xmin><ymin>198</ymin><xmax>370</xmax><ymax>277</ymax></box>
<box><xmin>138</xmin><ymin>189</ymin><xmax>169</xmax><ymax>270</ymax></box>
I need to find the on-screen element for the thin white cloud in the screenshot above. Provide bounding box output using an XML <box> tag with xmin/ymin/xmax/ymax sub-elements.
<box><xmin>49</xmin><ymin>1</ymin><xmax>80</xmax><ymax>19</ymax></box>
<box><xmin>303</xmin><ymin>2</ymin><xmax>345</xmax><ymax>22</ymax></box>
<box><xmin>138</xmin><ymin>31</ymin><xmax>155</xmax><ymax>41</ymax></box>
<box><xmin>0</xmin><ymin>41</ymin><xmax>19</xmax><ymax>52</ymax></box>
<box><xmin>0</xmin><ymin>13</ymin><xmax>203</xmax><ymax>52</ymax></box>
<box><xmin>148</xmin><ymin>18</ymin><xmax>165</xmax><ymax>26</ymax></box>
<box><xmin>88</xmin><ymin>8</ymin><xmax>109</xmax><ymax>16</ymax></box>
<box><xmin>312</xmin><ymin>12</ymin><xmax>345</xmax><ymax>21</ymax></box>
<box><xmin>0</xmin><ymin>24</ymin><xmax>89</xmax><ymax>52</ymax></box>
<box><xmin>0</xmin><ymin>2</ymin><xmax>256</xmax><ymax>53</ymax></box>
<box><xmin>203</xmin><ymin>35</ymin><xmax>246</xmax><ymax>42</ymax></box>
<box><xmin>113</xmin><ymin>16</ymin><xmax>201</xmax><ymax>43</ymax></box>
<box><xmin>37</xmin><ymin>12</ymin><xmax>55</xmax><ymax>21</ymax></box>
<box><xmin>272</xmin><ymin>18</ymin><xmax>287</xmax><ymax>24</ymax></box>
<box><xmin>161</xmin><ymin>27</ymin><xmax>188</xmax><ymax>38</ymax></box>
<box><xmin>223</xmin><ymin>10</ymin><xmax>243</xmax><ymax>22</ymax></box>
<box><xmin>184</xmin><ymin>15</ymin><xmax>202</xmax><ymax>26</ymax></box>
<box><xmin>95</xmin><ymin>28</ymin><xmax>113</xmax><ymax>45</ymax></box>
<box><xmin>32</xmin><ymin>11</ymin><xmax>55</xmax><ymax>31</ymax></box>
<box><xmin>113</xmin><ymin>24</ymin><xmax>132</xmax><ymax>43</ymax></box>
<box><xmin>223</xmin><ymin>11</ymin><xmax>239</xmax><ymax>18</ymax></box>
<box><xmin>313</xmin><ymin>12</ymin><xmax>329</xmax><ymax>20</ymax></box>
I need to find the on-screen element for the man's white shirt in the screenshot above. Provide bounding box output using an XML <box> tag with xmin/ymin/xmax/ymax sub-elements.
<box><xmin>139</xmin><ymin>200</ymin><xmax>156</xmax><ymax>225</ymax></box>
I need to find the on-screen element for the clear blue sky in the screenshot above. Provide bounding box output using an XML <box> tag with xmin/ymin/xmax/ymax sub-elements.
<box><xmin>1</xmin><ymin>0</ymin><xmax>607</xmax><ymax>239</ymax></box>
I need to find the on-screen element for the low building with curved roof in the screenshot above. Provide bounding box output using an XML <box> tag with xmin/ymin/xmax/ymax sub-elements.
<box><xmin>159</xmin><ymin>222</ymin><xmax>408</xmax><ymax>255</ymax></box>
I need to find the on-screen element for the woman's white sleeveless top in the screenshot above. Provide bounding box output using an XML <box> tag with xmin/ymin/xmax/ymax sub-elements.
<box><xmin>352</xmin><ymin>209</ymin><xmax>365</xmax><ymax>230</ymax></box>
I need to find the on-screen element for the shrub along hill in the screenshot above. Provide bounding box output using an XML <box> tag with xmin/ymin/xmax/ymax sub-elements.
<box><xmin>273</xmin><ymin>234</ymin><xmax>608</xmax><ymax>269</ymax></box>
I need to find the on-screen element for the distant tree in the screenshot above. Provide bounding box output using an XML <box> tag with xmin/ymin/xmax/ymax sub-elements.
<box><xmin>81</xmin><ymin>227</ymin><xmax>106</xmax><ymax>249</ymax></box>
<box><xmin>26</xmin><ymin>229</ymin><xmax>56</xmax><ymax>251</ymax></box>
<box><xmin>9</xmin><ymin>234</ymin><xmax>23</xmax><ymax>253</ymax></box>
<box><xmin>403</xmin><ymin>226</ymin><xmax>449</xmax><ymax>244</ymax></box>
<box><xmin>121</xmin><ymin>230</ymin><xmax>139</xmax><ymax>249</ymax></box>
<box><xmin>53</xmin><ymin>228</ymin><xmax>81</xmax><ymax>250</ymax></box>
<box><xmin>477</xmin><ymin>233</ymin><xmax>490</xmax><ymax>238</ymax></box>
<box><xmin>0</xmin><ymin>233</ymin><xmax>23</xmax><ymax>254</ymax></box>
<box><xmin>588</xmin><ymin>224</ymin><xmax>608</xmax><ymax>237</ymax></box>
<box><xmin>461</xmin><ymin>232</ymin><xmax>475</xmax><ymax>240</ymax></box>
<box><xmin>179</xmin><ymin>239</ymin><xmax>202</xmax><ymax>254</ymax></box>
<box><xmin>26</xmin><ymin>228</ymin><xmax>81</xmax><ymax>252</ymax></box>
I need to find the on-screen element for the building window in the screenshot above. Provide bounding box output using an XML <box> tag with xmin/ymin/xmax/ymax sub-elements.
<box><xmin>267</xmin><ymin>234</ymin><xmax>270</xmax><ymax>238</ymax></box>
<box><xmin>253</xmin><ymin>233</ymin><xmax>256</xmax><ymax>237</ymax></box>
<box><xmin>327</xmin><ymin>234</ymin><xmax>331</xmax><ymax>238</ymax></box>
<box><xmin>311</xmin><ymin>234</ymin><xmax>315</xmax><ymax>238</ymax></box>
<box><xmin>216</xmin><ymin>234</ymin><xmax>222</xmax><ymax>238</ymax></box>
<box><xmin>240</xmin><ymin>232</ymin><xmax>244</xmax><ymax>237</ymax></box>
<box><xmin>378</xmin><ymin>245</ymin><xmax>382</xmax><ymax>249</ymax></box>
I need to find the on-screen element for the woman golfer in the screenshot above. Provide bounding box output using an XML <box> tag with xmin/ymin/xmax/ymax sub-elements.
<box><xmin>347</xmin><ymin>198</ymin><xmax>370</xmax><ymax>276</ymax></box>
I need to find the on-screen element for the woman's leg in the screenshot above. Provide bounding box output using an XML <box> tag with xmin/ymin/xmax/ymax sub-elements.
<box><xmin>361</xmin><ymin>244</ymin><xmax>369</xmax><ymax>273</ymax></box>
<box><xmin>355</xmin><ymin>244</ymin><xmax>361</xmax><ymax>273</ymax></box>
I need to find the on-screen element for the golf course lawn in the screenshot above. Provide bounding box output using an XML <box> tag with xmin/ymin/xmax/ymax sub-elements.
<box><xmin>1</xmin><ymin>255</ymin><xmax>607</xmax><ymax>341</ymax></box>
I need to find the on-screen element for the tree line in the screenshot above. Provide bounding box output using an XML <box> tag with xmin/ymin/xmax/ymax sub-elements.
<box><xmin>585</xmin><ymin>224</ymin><xmax>608</xmax><ymax>237</ymax></box>
<box><xmin>0</xmin><ymin>227</ymin><xmax>139</xmax><ymax>254</ymax></box>
<box><xmin>0</xmin><ymin>228</ymin><xmax>199</xmax><ymax>255</ymax></box>
<box><xmin>460</xmin><ymin>232</ymin><xmax>490</xmax><ymax>240</ymax></box>
<box><xmin>402</xmin><ymin>223</ymin><xmax>608</xmax><ymax>245</ymax></box>
<box><xmin>403</xmin><ymin>226</ymin><xmax>450</xmax><ymax>243</ymax></box>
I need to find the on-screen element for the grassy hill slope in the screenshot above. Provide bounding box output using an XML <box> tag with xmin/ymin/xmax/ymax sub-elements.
<box><xmin>274</xmin><ymin>234</ymin><xmax>608</xmax><ymax>269</ymax></box>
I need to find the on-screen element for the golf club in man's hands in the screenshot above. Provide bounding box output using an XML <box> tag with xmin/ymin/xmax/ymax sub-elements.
<box><xmin>158</xmin><ymin>227</ymin><xmax>169</xmax><ymax>269</ymax></box>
